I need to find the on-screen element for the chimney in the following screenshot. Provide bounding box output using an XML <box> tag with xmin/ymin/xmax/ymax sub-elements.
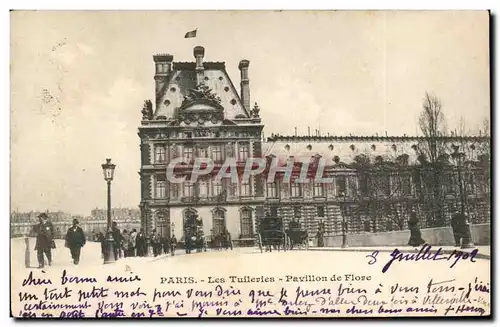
<box><xmin>153</xmin><ymin>53</ymin><xmax>174</xmax><ymax>100</ymax></box>
<box><xmin>194</xmin><ymin>46</ymin><xmax>205</xmax><ymax>86</ymax></box>
<box><xmin>238</xmin><ymin>59</ymin><xmax>250</xmax><ymax>111</ymax></box>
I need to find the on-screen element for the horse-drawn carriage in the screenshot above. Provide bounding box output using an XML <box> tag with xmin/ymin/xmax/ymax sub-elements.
<box><xmin>210</xmin><ymin>231</ymin><xmax>233</xmax><ymax>250</ymax></box>
<box><xmin>184</xmin><ymin>214</ymin><xmax>207</xmax><ymax>254</ymax></box>
<box><xmin>257</xmin><ymin>216</ymin><xmax>287</xmax><ymax>253</ymax></box>
<box><xmin>257</xmin><ymin>216</ymin><xmax>310</xmax><ymax>252</ymax></box>
<box><xmin>285</xmin><ymin>220</ymin><xmax>309</xmax><ymax>250</ymax></box>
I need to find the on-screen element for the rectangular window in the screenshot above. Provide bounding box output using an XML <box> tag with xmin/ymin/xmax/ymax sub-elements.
<box><xmin>171</xmin><ymin>184</ymin><xmax>179</xmax><ymax>200</ymax></box>
<box><xmin>213</xmin><ymin>179</ymin><xmax>222</xmax><ymax>196</ymax></box>
<box><xmin>336</xmin><ymin>176</ymin><xmax>346</xmax><ymax>195</ymax></box>
<box><xmin>212</xmin><ymin>145</ymin><xmax>222</xmax><ymax>162</ymax></box>
<box><xmin>183</xmin><ymin>146</ymin><xmax>193</xmax><ymax>162</ymax></box>
<box><xmin>198</xmin><ymin>179</ymin><xmax>209</xmax><ymax>198</ymax></box>
<box><xmin>313</xmin><ymin>183</ymin><xmax>325</xmax><ymax>197</ymax></box>
<box><xmin>444</xmin><ymin>173</ymin><xmax>455</xmax><ymax>194</ymax></box>
<box><xmin>270</xmin><ymin>205</ymin><xmax>278</xmax><ymax>217</ymax></box>
<box><xmin>155</xmin><ymin>174</ymin><xmax>166</xmax><ymax>199</ymax></box>
<box><xmin>154</xmin><ymin>144</ymin><xmax>166</xmax><ymax>163</ymax></box>
<box><xmin>294</xmin><ymin>206</ymin><xmax>302</xmax><ymax>219</ymax></box>
<box><xmin>266</xmin><ymin>181</ymin><xmax>278</xmax><ymax>198</ymax></box>
<box><xmin>317</xmin><ymin>205</ymin><xmax>325</xmax><ymax>218</ymax></box>
<box><xmin>290</xmin><ymin>182</ymin><xmax>302</xmax><ymax>197</ymax></box>
<box><xmin>238</xmin><ymin>143</ymin><xmax>249</xmax><ymax>161</ymax></box>
<box><xmin>240</xmin><ymin>180</ymin><xmax>251</xmax><ymax>197</ymax></box>
<box><xmin>198</xmin><ymin>147</ymin><xmax>208</xmax><ymax>158</ymax></box>
<box><xmin>224</xmin><ymin>179</ymin><xmax>236</xmax><ymax>197</ymax></box>
<box><xmin>183</xmin><ymin>182</ymin><xmax>194</xmax><ymax>197</ymax></box>
<box><xmin>401</xmin><ymin>175</ymin><xmax>412</xmax><ymax>195</ymax></box>
<box><xmin>380</xmin><ymin>174</ymin><xmax>391</xmax><ymax>196</ymax></box>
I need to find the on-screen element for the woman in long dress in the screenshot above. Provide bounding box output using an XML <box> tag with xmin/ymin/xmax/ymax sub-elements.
<box><xmin>407</xmin><ymin>210</ymin><xmax>426</xmax><ymax>247</ymax></box>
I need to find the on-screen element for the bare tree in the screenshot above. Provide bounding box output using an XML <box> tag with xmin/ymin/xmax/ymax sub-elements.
<box><xmin>418</xmin><ymin>92</ymin><xmax>448</xmax><ymax>162</ymax></box>
<box><xmin>416</xmin><ymin>92</ymin><xmax>449</xmax><ymax>227</ymax></box>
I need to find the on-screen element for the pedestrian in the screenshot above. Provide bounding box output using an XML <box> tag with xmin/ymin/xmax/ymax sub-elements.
<box><xmin>451</xmin><ymin>210</ymin><xmax>464</xmax><ymax>247</ymax></box>
<box><xmin>64</xmin><ymin>219</ymin><xmax>86</xmax><ymax>265</ymax></box>
<box><xmin>97</xmin><ymin>232</ymin><xmax>106</xmax><ymax>258</ymax></box>
<box><xmin>128</xmin><ymin>229</ymin><xmax>137</xmax><ymax>257</ymax></box>
<box><xmin>122</xmin><ymin>230</ymin><xmax>130</xmax><ymax>258</ymax></box>
<box><xmin>163</xmin><ymin>236</ymin><xmax>170</xmax><ymax>254</ymax></box>
<box><xmin>150</xmin><ymin>229</ymin><xmax>160</xmax><ymax>257</ymax></box>
<box><xmin>407</xmin><ymin>210</ymin><xmax>426</xmax><ymax>247</ymax></box>
<box><xmin>33</xmin><ymin>213</ymin><xmax>55</xmax><ymax>269</ymax></box>
<box><xmin>170</xmin><ymin>234</ymin><xmax>177</xmax><ymax>256</ymax></box>
<box><xmin>111</xmin><ymin>222</ymin><xmax>122</xmax><ymax>260</ymax></box>
<box><xmin>136</xmin><ymin>229</ymin><xmax>146</xmax><ymax>256</ymax></box>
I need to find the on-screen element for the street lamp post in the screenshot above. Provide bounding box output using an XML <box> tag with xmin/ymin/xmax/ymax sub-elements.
<box><xmin>451</xmin><ymin>147</ymin><xmax>474</xmax><ymax>249</ymax></box>
<box><xmin>340</xmin><ymin>192</ymin><xmax>348</xmax><ymax>248</ymax></box>
<box><xmin>101</xmin><ymin>158</ymin><xmax>116</xmax><ymax>264</ymax></box>
<box><xmin>144</xmin><ymin>202</ymin><xmax>150</xmax><ymax>257</ymax></box>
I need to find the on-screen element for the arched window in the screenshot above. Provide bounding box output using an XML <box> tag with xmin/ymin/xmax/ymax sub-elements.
<box><xmin>240</xmin><ymin>208</ymin><xmax>253</xmax><ymax>238</ymax></box>
<box><xmin>212</xmin><ymin>208</ymin><xmax>226</xmax><ymax>235</ymax></box>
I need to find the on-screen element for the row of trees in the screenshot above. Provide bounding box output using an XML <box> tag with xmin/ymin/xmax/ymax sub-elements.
<box><xmin>342</xmin><ymin>93</ymin><xmax>490</xmax><ymax>232</ymax></box>
<box><xmin>416</xmin><ymin>93</ymin><xmax>490</xmax><ymax>227</ymax></box>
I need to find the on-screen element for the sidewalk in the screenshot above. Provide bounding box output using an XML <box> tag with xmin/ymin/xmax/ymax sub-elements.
<box><xmin>307</xmin><ymin>245</ymin><xmax>491</xmax><ymax>260</ymax></box>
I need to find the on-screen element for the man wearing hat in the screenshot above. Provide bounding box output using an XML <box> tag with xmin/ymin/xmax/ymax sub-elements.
<box><xmin>65</xmin><ymin>218</ymin><xmax>86</xmax><ymax>265</ymax></box>
<box><xmin>33</xmin><ymin>213</ymin><xmax>55</xmax><ymax>268</ymax></box>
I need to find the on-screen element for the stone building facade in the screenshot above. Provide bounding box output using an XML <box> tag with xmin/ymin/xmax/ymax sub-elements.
<box><xmin>138</xmin><ymin>46</ymin><xmax>264</xmax><ymax>243</ymax></box>
<box><xmin>138</xmin><ymin>46</ymin><xmax>490</xmax><ymax>245</ymax></box>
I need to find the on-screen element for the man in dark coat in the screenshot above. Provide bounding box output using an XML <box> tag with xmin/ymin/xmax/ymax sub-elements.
<box><xmin>163</xmin><ymin>236</ymin><xmax>170</xmax><ymax>254</ymax></box>
<box><xmin>451</xmin><ymin>210</ymin><xmax>466</xmax><ymax>247</ymax></box>
<box><xmin>65</xmin><ymin>219</ymin><xmax>86</xmax><ymax>265</ymax></box>
<box><xmin>150</xmin><ymin>229</ymin><xmax>160</xmax><ymax>256</ymax></box>
<box><xmin>111</xmin><ymin>222</ymin><xmax>122</xmax><ymax>260</ymax></box>
<box><xmin>33</xmin><ymin>213</ymin><xmax>55</xmax><ymax>268</ymax></box>
<box><xmin>135</xmin><ymin>229</ymin><xmax>146</xmax><ymax>257</ymax></box>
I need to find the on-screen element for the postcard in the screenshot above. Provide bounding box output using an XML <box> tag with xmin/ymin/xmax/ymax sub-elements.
<box><xmin>10</xmin><ymin>10</ymin><xmax>491</xmax><ymax>318</ymax></box>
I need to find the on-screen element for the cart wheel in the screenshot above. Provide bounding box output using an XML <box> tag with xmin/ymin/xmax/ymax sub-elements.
<box><xmin>258</xmin><ymin>233</ymin><xmax>263</xmax><ymax>253</ymax></box>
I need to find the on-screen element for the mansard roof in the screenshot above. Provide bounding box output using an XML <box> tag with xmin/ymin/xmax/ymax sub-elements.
<box><xmin>154</xmin><ymin>61</ymin><xmax>250</xmax><ymax>121</ymax></box>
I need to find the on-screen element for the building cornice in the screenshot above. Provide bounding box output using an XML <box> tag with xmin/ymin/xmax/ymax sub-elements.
<box><xmin>266</xmin><ymin>135</ymin><xmax>491</xmax><ymax>143</ymax></box>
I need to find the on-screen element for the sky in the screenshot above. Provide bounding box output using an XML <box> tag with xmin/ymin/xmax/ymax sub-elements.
<box><xmin>10</xmin><ymin>11</ymin><xmax>490</xmax><ymax>216</ymax></box>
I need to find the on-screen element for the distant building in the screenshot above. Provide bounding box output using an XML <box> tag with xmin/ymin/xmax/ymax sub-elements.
<box><xmin>83</xmin><ymin>208</ymin><xmax>141</xmax><ymax>238</ymax></box>
<box><xmin>89</xmin><ymin>208</ymin><xmax>140</xmax><ymax>220</ymax></box>
<box><xmin>10</xmin><ymin>208</ymin><xmax>141</xmax><ymax>239</ymax></box>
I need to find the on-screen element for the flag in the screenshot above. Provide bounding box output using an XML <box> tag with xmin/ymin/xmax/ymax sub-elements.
<box><xmin>184</xmin><ymin>29</ymin><xmax>197</xmax><ymax>38</ymax></box>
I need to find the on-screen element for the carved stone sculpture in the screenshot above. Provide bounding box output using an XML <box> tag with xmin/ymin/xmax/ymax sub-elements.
<box><xmin>142</xmin><ymin>100</ymin><xmax>154</xmax><ymax>120</ymax></box>
<box><xmin>251</xmin><ymin>102</ymin><xmax>260</xmax><ymax>118</ymax></box>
